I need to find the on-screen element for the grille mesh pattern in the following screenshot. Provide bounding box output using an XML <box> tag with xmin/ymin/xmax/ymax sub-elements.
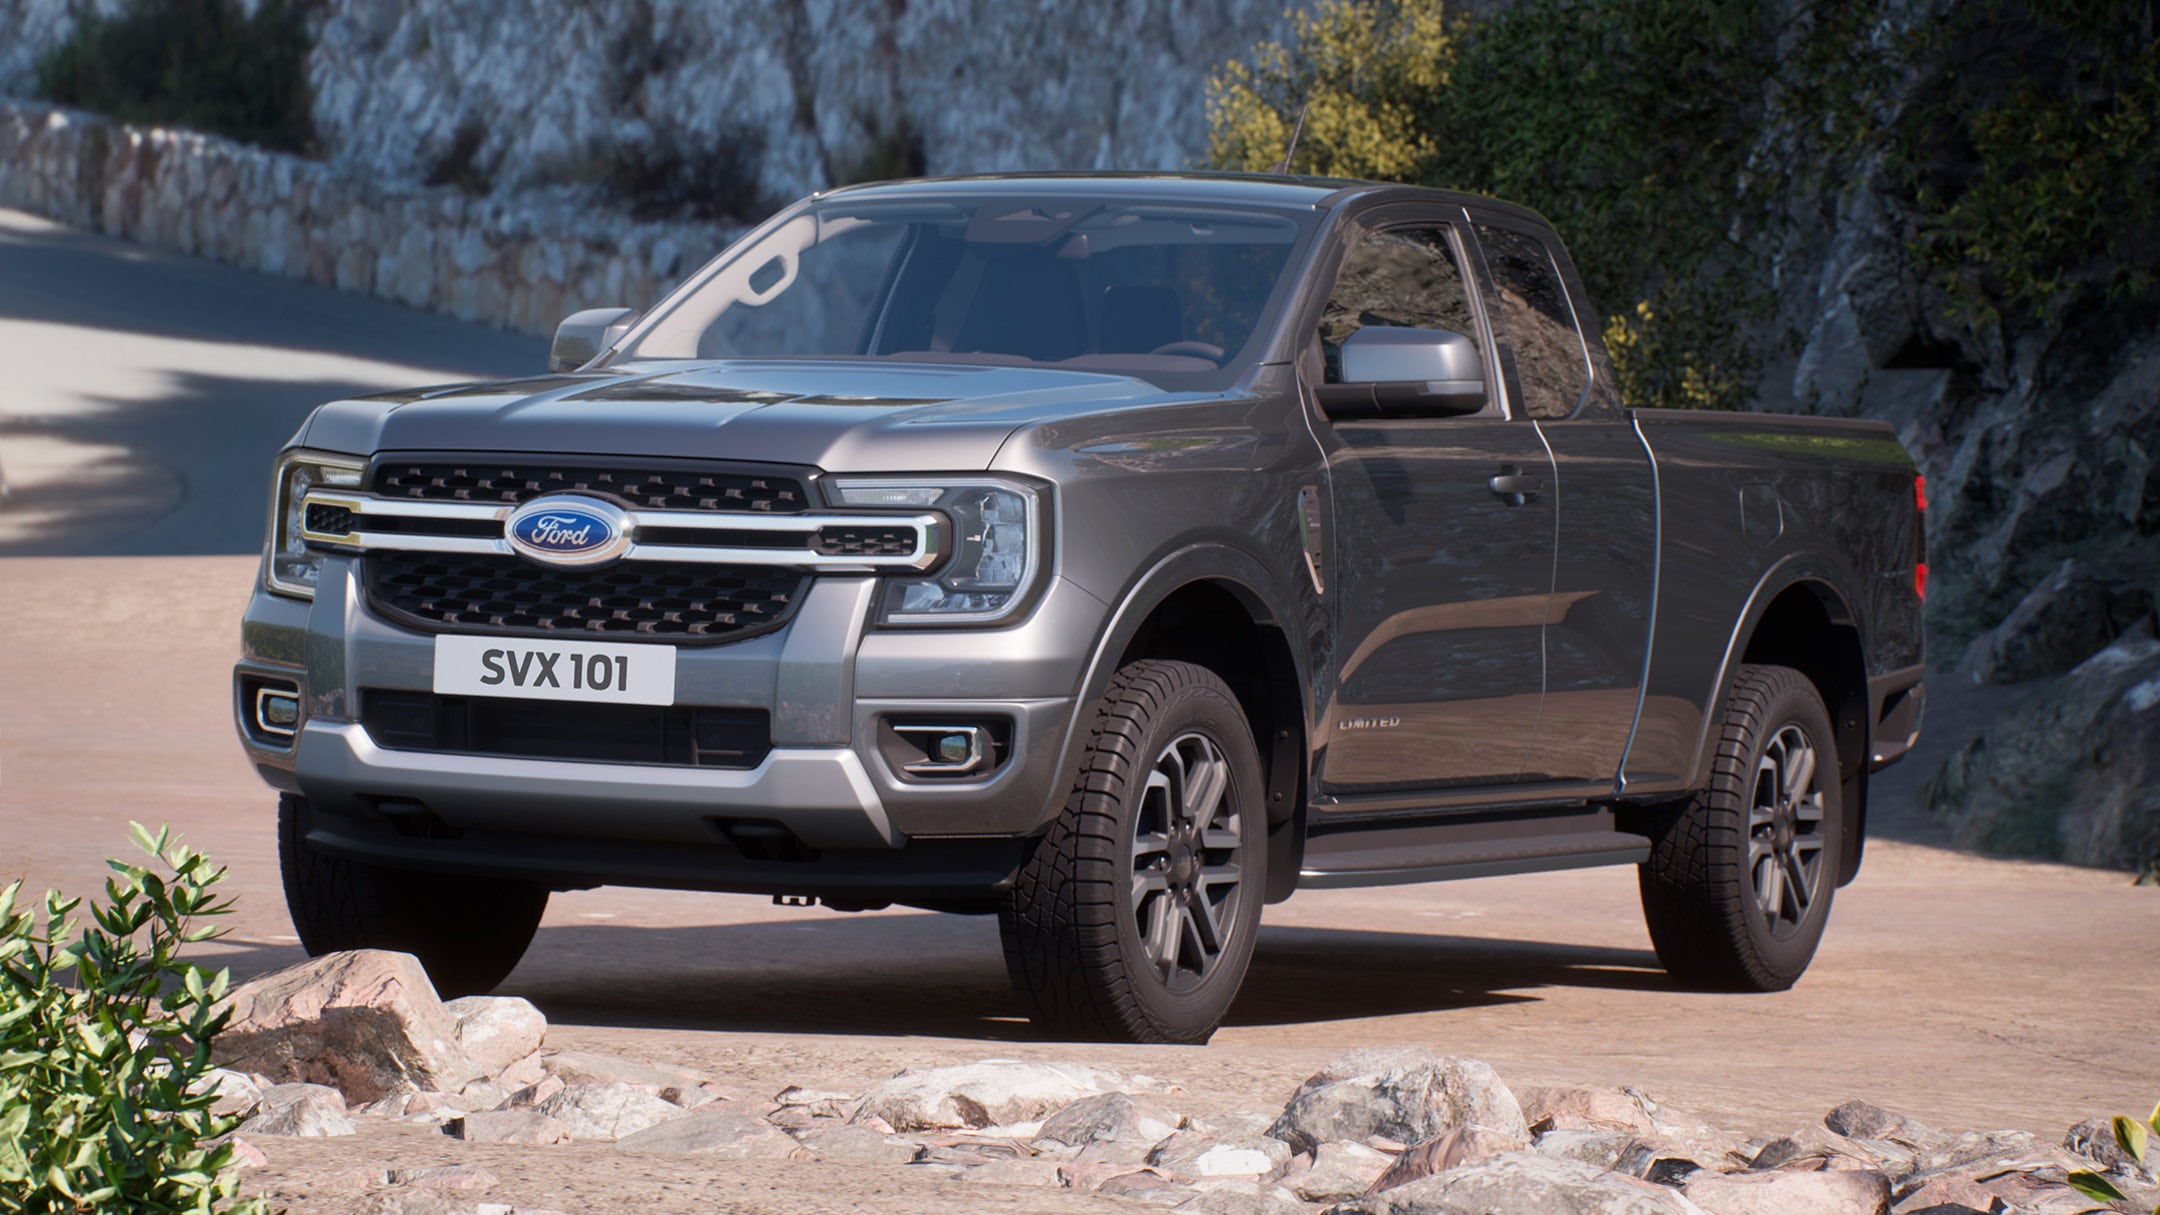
<box><xmin>813</xmin><ymin>525</ymin><xmax>921</xmax><ymax>557</ymax></box>
<box><xmin>366</xmin><ymin>553</ymin><xmax>803</xmax><ymax>642</ymax></box>
<box><xmin>305</xmin><ymin>502</ymin><xmax>357</xmax><ymax>535</ymax></box>
<box><xmin>372</xmin><ymin>463</ymin><xmax>806</xmax><ymax>513</ymax></box>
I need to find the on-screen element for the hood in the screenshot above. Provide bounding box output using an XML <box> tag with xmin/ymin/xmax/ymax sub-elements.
<box><xmin>298</xmin><ymin>359</ymin><xmax>1195</xmax><ymax>472</ymax></box>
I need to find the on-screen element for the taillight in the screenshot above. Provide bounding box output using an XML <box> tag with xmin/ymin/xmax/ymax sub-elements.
<box><xmin>1913</xmin><ymin>474</ymin><xmax>1928</xmax><ymax>600</ymax></box>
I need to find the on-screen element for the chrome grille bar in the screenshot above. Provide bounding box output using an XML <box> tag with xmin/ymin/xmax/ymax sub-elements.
<box><xmin>299</xmin><ymin>491</ymin><xmax>943</xmax><ymax>571</ymax></box>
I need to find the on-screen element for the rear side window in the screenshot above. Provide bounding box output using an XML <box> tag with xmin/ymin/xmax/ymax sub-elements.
<box><xmin>1317</xmin><ymin>226</ymin><xmax>1476</xmax><ymax>383</ymax></box>
<box><xmin>1477</xmin><ymin>224</ymin><xmax>1590</xmax><ymax>419</ymax></box>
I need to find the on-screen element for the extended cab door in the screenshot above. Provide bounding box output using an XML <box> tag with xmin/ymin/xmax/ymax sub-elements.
<box><xmin>1306</xmin><ymin>211</ymin><xmax>1558</xmax><ymax>793</ymax></box>
<box><xmin>1466</xmin><ymin>215</ymin><xmax>1657</xmax><ymax>788</ymax></box>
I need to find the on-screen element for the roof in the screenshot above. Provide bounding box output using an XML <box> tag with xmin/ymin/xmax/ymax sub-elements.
<box><xmin>819</xmin><ymin>171</ymin><xmax>1548</xmax><ymax>227</ymax></box>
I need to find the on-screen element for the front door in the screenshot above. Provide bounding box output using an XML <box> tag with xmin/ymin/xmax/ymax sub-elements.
<box><xmin>1310</xmin><ymin>220</ymin><xmax>1557</xmax><ymax>793</ymax></box>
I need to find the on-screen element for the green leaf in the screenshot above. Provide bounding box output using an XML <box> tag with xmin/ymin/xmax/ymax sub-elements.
<box><xmin>2148</xmin><ymin>1096</ymin><xmax>2159</xmax><ymax>1138</ymax></box>
<box><xmin>2068</xmin><ymin>1170</ymin><xmax>2129</xmax><ymax>1202</ymax></box>
<box><xmin>2117</xmin><ymin>1114</ymin><xmax>2150</xmax><ymax>1165</ymax></box>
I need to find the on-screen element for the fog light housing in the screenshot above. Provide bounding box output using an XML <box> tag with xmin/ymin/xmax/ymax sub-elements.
<box><xmin>239</xmin><ymin>674</ymin><xmax>303</xmax><ymax>746</ymax></box>
<box><xmin>878</xmin><ymin>719</ymin><xmax>1008</xmax><ymax>780</ymax></box>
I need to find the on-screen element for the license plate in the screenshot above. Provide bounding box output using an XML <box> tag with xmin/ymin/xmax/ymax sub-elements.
<box><xmin>432</xmin><ymin>636</ymin><xmax>677</xmax><ymax>706</ymax></box>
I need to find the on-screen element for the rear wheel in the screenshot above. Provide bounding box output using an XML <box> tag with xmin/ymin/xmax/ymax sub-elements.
<box><xmin>999</xmin><ymin>660</ymin><xmax>1265</xmax><ymax>1044</ymax></box>
<box><xmin>1637</xmin><ymin>664</ymin><xmax>1844</xmax><ymax>991</ymax></box>
<box><xmin>278</xmin><ymin>795</ymin><xmax>548</xmax><ymax>998</ymax></box>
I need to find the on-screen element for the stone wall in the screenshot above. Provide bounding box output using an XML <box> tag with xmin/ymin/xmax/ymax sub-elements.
<box><xmin>0</xmin><ymin>0</ymin><xmax>1290</xmax><ymax>208</ymax></box>
<box><xmin>0</xmin><ymin>100</ymin><xmax>737</xmax><ymax>333</ymax></box>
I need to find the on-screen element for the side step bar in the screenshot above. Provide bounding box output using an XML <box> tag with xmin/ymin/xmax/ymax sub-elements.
<box><xmin>1298</xmin><ymin>821</ymin><xmax>1650</xmax><ymax>890</ymax></box>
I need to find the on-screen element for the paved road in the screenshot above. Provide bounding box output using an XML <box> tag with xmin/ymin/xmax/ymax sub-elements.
<box><xmin>2</xmin><ymin>208</ymin><xmax>2155</xmax><ymax>1211</ymax></box>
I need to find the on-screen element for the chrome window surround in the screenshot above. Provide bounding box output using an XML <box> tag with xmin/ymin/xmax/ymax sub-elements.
<box><xmin>298</xmin><ymin>491</ymin><xmax>945</xmax><ymax>572</ymax></box>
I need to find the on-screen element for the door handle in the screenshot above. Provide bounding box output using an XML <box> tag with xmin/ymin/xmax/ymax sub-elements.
<box><xmin>1489</xmin><ymin>465</ymin><xmax>1542</xmax><ymax>505</ymax></box>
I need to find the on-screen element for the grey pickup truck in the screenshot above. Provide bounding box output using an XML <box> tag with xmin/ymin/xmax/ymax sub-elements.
<box><xmin>236</xmin><ymin>173</ymin><xmax>1926</xmax><ymax>1043</ymax></box>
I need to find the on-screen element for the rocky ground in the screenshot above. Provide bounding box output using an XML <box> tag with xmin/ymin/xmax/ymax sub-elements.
<box><xmin>200</xmin><ymin>950</ymin><xmax>2156</xmax><ymax>1215</ymax></box>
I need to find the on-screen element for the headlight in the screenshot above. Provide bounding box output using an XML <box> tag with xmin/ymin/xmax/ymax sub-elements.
<box><xmin>828</xmin><ymin>477</ymin><xmax>1046</xmax><ymax>624</ymax></box>
<box><xmin>265</xmin><ymin>449</ymin><xmax>365</xmax><ymax>599</ymax></box>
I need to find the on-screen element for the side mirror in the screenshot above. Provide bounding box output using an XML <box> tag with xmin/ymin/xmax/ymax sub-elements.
<box><xmin>1315</xmin><ymin>325</ymin><xmax>1488</xmax><ymax>418</ymax></box>
<box><xmin>550</xmin><ymin>308</ymin><xmax>639</xmax><ymax>373</ymax></box>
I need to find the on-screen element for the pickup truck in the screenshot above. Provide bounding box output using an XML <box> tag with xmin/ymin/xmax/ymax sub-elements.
<box><xmin>236</xmin><ymin>173</ymin><xmax>1926</xmax><ymax>1043</ymax></box>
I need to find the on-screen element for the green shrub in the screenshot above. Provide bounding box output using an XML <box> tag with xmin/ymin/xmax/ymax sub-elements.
<box><xmin>34</xmin><ymin>0</ymin><xmax>316</xmax><ymax>155</ymax></box>
<box><xmin>0</xmin><ymin>824</ymin><xmax>266</xmax><ymax>1214</ymax></box>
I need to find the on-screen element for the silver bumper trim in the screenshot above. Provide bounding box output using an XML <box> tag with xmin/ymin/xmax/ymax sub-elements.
<box><xmin>291</xmin><ymin>720</ymin><xmax>900</xmax><ymax>850</ymax></box>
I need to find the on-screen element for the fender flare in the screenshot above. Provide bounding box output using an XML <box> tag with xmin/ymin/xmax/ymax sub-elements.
<box><xmin>1040</xmin><ymin>543</ymin><xmax>1316</xmax><ymax>831</ymax></box>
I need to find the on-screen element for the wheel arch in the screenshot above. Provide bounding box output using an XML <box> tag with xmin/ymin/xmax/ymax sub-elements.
<box><xmin>1058</xmin><ymin>545</ymin><xmax>1314</xmax><ymax>904</ymax></box>
<box><xmin>1691</xmin><ymin>563</ymin><xmax>1872</xmax><ymax>886</ymax></box>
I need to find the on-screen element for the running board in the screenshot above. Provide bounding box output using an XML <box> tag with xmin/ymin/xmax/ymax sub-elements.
<box><xmin>1298</xmin><ymin>828</ymin><xmax>1650</xmax><ymax>890</ymax></box>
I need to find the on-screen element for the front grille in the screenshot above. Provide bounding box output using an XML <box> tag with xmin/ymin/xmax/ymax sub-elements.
<box><xmin>813</xmin><ymin>525</ymin><xmax>922</xmax><ymax>557</ymax></box>
<box><xmin>305</xmin><ymin>502</ymin><xmax>357</xmax><ymax>535</ymax></box>
<box><xmin>371</xmin><ymin>461</ymin><xmax>807</xmax><ymax>513</ymax></box>
<box><xmin>365</xmin><ymin>552</ymin><xmax>803</xmax><ymax>643</ymax></box>
<box><xmin>361</xmin><ymin>689</ymin><xmax>771</xmax><ymax>769</ymax></box>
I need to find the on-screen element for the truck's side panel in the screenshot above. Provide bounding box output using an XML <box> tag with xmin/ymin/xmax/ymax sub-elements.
<box><xmin>1621</xmin><ymin>413</ymin><xmax>1923</xmax><ymax>797</ymax></box>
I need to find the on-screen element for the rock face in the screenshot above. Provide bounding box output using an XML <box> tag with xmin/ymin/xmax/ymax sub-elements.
<box><xmin>853</xmin><ymin>1060</ymin><xmax>1152</xmax><ymax>1131</ymax></box>
<box><xmin>0</xmin><ymin>0</ymin><xmax>1292</xmax><ymax>209</ymax></box>
<box><xmin>238</xmin><ymin>1083</ymin><xmax>356</xmax><ymax>1138</ymax></box>
<box><xmin>1925</xmin><ymin>630</ymin><xmax>2160</xmax><ymax>869</ymax></box>
<box><xmin>1268</xmin><ymin>1047</ymin><xmax>1530</xmax><ymax>1155</ymax></box>
<box><xmin>1035</xmin><ymin>1092</ymin><xmax>1186</xmax><ymax>1148</ymax></box>
<box><xmin>212</xmin><ymin>950</ymin><xmax>484</xmax><ymax>1105</ymax></box>
<box><xmin>613</xmin><ymin>1106</ymin><xmax>798</xmax><ymax>1157</ymax></box>
<box><xmin>1331</xmin><ymin>1152</ymin><xmax>1707</xmax><ymax>1214</ymax></box>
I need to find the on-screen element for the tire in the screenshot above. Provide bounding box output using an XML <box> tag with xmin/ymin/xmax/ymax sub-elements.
<box><xmin>278</xmin><ymin>795</ymin><xmax>548</xmax><ymax>998</ymax></box>
<box><xmin>999</xmin><ymin>660</ymin><xmax>1267</xmax><ymax>1044</ymax></box>
<box><xmin>1638</xmin><ymin>663</ymin><xmax>1845</xmax><ymax>991</ymax></box>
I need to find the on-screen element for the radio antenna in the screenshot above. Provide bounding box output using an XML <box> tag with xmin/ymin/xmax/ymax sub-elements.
<box><xmin>1269</xmin><ymin>104</ymin><xmax>1309</xmax><ymax>175</ymax></box>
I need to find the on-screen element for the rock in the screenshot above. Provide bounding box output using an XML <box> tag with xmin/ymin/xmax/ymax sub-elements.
<box><xmin>495</xmin><ymin>1052</ymin><xmax>546</xmax><ymax>1090</ymax></box>
<box><xmin>238</xmin><ymin>1083</ymin><xmax>356</xmax><ymax>1138</ymax></box>
<box><xmin>212</xmin><ymin>950</ymin><xmax>484</xmax><ymax>1104</ymax></box>
<box><xmin>534</xmin><ymin>1082</ymin><xmax>686</xmax><ymax>1142</ymax></box>
<box><xmin>223</xmin><ymin>1137</ymin><xmax>269</xmax><ymax>1169</ymax></box>
<box><xmin>1825</xmin><ymin>1100</ymin><xmax>1906</xmax><ymax>1140</ymax></box>
<box><xmin>775</xmin><ymin>1086</ymin><xmax>855</xmax><ymax>1106</ymax></box>
<box><xmin>1370</xmin><ymin>1126</ymin><xmax>1529</xmax><ymax>1193</ymax></box>
<box><xmin>507</xmin><ymin>1076</ymin><xmax>565</xmax><ymax>1108</ymax></box>
<box><xmin>1036</xmin><ymin>1092</ymin><xmax>1187</xmax><ymax>1148</ymax></box>
<box><xmin>2065</xmin><ymin>1116</ymin><xmax>2158</xmax><ymax>1180</ymax></box>
<box><xmin>448</xmin><ymin>1109</ymin><xmax>569</xmax><ymax>1145</ymax></box>
<box><xmin>853</xmin><ymin>1061</ymin><xmax>1153</xmax><ymax>1131</ymax></box>
<box><xmin>456</xmin><ymin>1080</ymin><xmax>509</xmax><ymax>1112</ymax></box>
<box><xmin>1097</xmin><ymin>1169</ymin><xmax>1197</xmax><ymax>1203</ymax></box>
<box><xmin>1961</xmin><ymin>558</ymin><xmax>2143</xmax><ymax>684</ymax></box>
<box><xmin>1926</xmin><ymin>628</ymin><xmax>2160</xmax><ymax>869</ymax></box>
<box><xmin>1682</xmin><ymin>1167</ymin><xmax>1892</xmax><ymax>1214</ymax></box>
<box><xmin>1330</xmin><ymin>1152</ymin><xmax>1707</xmax><ymax>1213</ymax></box>
<box><xmin>614</xmin><ymin>1106</ymin><xmax>799</xmax><ymax>1158</ymax></box>
<box><xmin>1280</xmin><ymin>1140</ymin><xmax>1393</xmax><ymax>1201</ymax></box>
<box><xmin>443</xmin><ymin>996</ymin><xmax>547</xmax><ymax>1079</ymax></box>
<box><xmin>1534</xmin><ymin>1130</ymin><xmax>1639</xmax><ymax>1171</ymax></box>
<box><xmin>1892</xmin><ymin>1175</ymin><xmax>2001</xmax><ymax>1212</ymax></box>
<box><xmin>388</xmin><ymin>1164</ymin><xmax>500</xmax><ymax>1192</ymax></box>
<box><xmin>793</xmin><ymin>1123</ymin><xmax>923</xmax><ymax>1164</ymax></box>
<box><xmin>1268</xmin><ymin>1047</ymin><xmax>1529</xmax><ymax>1154</ymax></box>
<box><xmin>1174</xmin><ymin>1181</ymin><xmax>1309</xmax><ymax>1214</ymax></box>
<box><xmin>193</xmin><ymin>1068</ymin><xmax>265</xmax><ymax>1119</ymax></box>
<box><xmin>1149</xmin><ymin>1131</ymin><xmax>1295</xmax><ymax>1181</ymax></box>
<box><xmin>542</xmin><ymin>1050</ymin><xmax>709</xmax><ymax>1093</ymax></box>
<box><xmin>1520</xmin><ymin>1087</ymin><xmax>1661</xmax><ymax>1136</ymax></box>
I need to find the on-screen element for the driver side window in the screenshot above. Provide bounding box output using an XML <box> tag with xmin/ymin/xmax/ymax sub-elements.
<box><xmin>1318</xmin><ymin>226</ymin><xmax>1476</xmax><ymax>383</ymax></box>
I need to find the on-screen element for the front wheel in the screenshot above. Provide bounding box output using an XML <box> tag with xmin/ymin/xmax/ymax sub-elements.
<box><xmin>999</xmin><ymin>660</ymin><xmax>1266</xmax><ymax>1044</ymax></box>
<box><xmin>1637</xmin><ymin>664</ymin><xmax>1844</xmax><ymax>991</ymax></box>
<box><xmin>278</xmin><ymin>795</ymin><xmax>548</xmax><ymax>998</ymax></box>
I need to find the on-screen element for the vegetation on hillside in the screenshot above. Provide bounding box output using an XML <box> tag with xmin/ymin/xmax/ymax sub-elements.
<box><xmin>35</xmin><ymin>0</ymin><xmax>316</xmax><ymax>155</ymax></box>
<box><xmin>1208</xmin><ymin>0</ymin><xmax>2160</xmax><ymax>410</ymax></box>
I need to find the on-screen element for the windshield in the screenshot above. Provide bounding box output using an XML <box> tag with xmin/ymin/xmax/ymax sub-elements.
<box><xmin>618</xmin><ymin>195</ymin><xmax>1315</xmax><ymax>386</ymax></box>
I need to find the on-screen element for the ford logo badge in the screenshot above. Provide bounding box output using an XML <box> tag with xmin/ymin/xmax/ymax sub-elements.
<box><xmin>504</xmin><ymin>495</ymin><xmax>632</xmax><ymax>567</ymax></box>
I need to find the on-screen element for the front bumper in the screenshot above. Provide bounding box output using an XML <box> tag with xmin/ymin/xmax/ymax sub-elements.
<box><xmin>237</xmin><ymin>555</ymin><xmax>1106</xmax><ymax>887</ymax></box>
